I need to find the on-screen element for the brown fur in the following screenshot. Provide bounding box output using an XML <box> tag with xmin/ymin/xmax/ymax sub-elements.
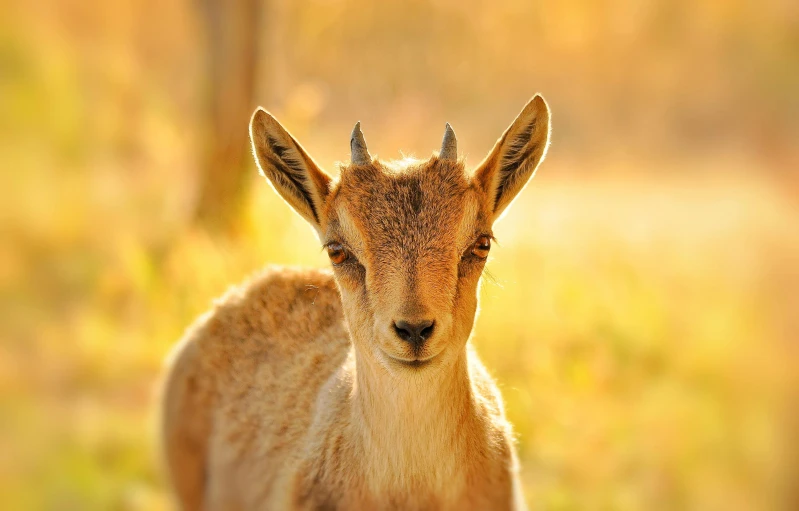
<box><xmin>161</xmin><ymin>95</ymin><xmax>551</xmax><ymax>510</ymax></box>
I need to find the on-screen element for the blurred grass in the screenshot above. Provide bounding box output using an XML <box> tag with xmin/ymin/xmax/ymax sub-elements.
<box><xmin>2</xmin><ymin>0</ymin><xmax>799</xmax><ymax>509</ymax></box>
<box><xmin>3</xmin><ymin>162</ymin><xmax>797</xmax><ymax>510</ymax></box>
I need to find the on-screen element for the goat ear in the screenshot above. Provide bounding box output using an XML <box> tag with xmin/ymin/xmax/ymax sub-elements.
<box><xmin>473</xmin><ymin>95</ymin><xmax>551</xmax><ymax>221</ymax></box>
<box><xmin>249</xmin><ymin>108</ymin><xmax>332</xmax><ymax>230</ymax></box>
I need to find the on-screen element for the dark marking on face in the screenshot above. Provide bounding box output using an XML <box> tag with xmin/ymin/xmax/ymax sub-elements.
<box><xmin>401</xmin><ymin>175</ymin><xmax>424</xmax><ymax>216</ymax></box>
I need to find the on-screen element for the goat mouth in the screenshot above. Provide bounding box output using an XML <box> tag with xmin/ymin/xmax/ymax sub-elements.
<box><xmin>383</xmin><ymin>351</ymin><xmax>440</xmax><ymax>369</ymax></box>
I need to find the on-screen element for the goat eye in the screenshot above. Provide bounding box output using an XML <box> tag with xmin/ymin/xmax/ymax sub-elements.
<box><xmin>471</xmin><ymin>235</ymin><xmax>491</xmax><ymax>259</ymax></box>
<box><xmin>326</xmin><ymin>243</ymin><xmax>349</xmax><ymax>265</ymax></box>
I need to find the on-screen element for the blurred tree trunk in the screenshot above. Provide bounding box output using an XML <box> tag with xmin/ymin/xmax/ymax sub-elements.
<box><xmin>194</xmin><ymin>0</ymin><xmax>262</xmax><ymax>234</ymax></box>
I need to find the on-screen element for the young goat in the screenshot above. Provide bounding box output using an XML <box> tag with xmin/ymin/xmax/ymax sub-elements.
<box><xmin>162</xmin><ymin>95</ymin><xmax>551</xmax><ymax>510</ymax></box>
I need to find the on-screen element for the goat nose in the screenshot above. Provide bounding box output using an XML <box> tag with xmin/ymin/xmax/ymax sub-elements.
<box><xmin>392</xmin><ymin>319</ymin><xmax>435</xmax><ymax>345</ymax></box>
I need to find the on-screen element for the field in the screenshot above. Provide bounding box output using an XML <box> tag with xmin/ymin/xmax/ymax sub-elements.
<box><xmin>4</xmin><ymin>156</ymin><xmax>798</xmax><ymax>510</ymax></box>
<box><xmin>2</xmin><ymin>0</ymin><xmax>798</xmax><ymax>509</ymax></box>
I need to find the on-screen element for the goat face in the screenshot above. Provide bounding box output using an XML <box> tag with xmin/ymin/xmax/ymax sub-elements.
<box><xmin>249</xmin><ymin>95</ymin><xmax>550</xmax><ymax>372</ymax></box>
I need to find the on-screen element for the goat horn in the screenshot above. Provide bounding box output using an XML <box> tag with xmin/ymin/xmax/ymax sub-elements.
<box><xmin>440</xmin><ymin>123</ymin><xmax>457</xmax><ymax>161</ymax></box>
<box><xmin>350</xmin><ymin>121</ymin><xmax>371</xmax><ymax>165</ymax></box>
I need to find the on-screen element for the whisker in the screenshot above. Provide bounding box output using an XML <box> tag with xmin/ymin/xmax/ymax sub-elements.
<box><xmin>482</xmin><ymin>266</ymin><xmax>504</xmax><ymax>288</ymax></box>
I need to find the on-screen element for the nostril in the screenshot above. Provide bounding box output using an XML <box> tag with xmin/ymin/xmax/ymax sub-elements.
<box><xmin>393</xmin><ymin>319</ymin><xmax>435</xmax><ymax>344</ymax></box>
<box><xmin>393</xmin><ymin>321</ymin><xmax>413</xmax><ymax>342</ymax></box>
<box><xmin>419</xmin><ymin>320</ymin><xmax>435</xmax><ymax>340</ymax></box>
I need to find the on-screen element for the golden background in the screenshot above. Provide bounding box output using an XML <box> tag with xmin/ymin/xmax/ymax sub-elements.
<box><xmin>1</xmin><ymin>0</ymin><xmax>797</xmax><ymax>509</ymax></box>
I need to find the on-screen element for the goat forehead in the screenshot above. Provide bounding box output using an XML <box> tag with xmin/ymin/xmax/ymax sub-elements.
<box><xmin>337</xmin><ymin>160</ymin><xmax>470</xmax><ymax>254</ymax></box>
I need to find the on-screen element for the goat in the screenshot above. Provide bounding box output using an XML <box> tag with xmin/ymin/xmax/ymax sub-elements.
<box><xmin>162</xmin><ymin>95</ymin><xmax>551</xmax><ymax>510</ymax></box>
